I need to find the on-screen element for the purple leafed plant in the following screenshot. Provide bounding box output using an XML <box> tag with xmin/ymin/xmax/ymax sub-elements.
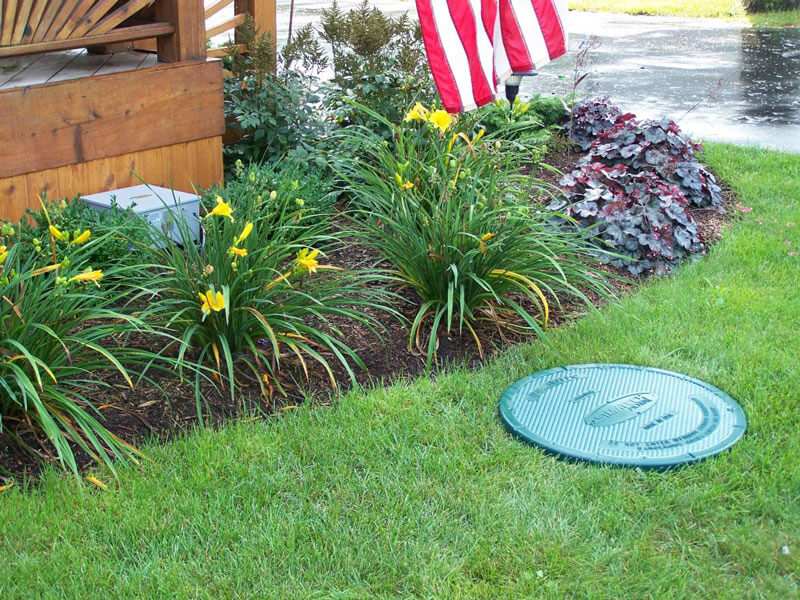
<box><xmin>584</xmin><ymin>115</ymin><xmax>723</xmax><ymax>209</ymax></box>
<box><xmin>556</xmin><ymin>162</ymin><xmax>704</xmax><ymax>275</ymax></box>
<box><xmin>569</xmin><ymin>97</ymin><xmax>625</xmax><ymax>151</ymax></box>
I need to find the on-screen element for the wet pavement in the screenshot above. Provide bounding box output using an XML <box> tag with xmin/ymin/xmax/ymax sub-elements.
<box><xmin>274</xmin><ymin>0</ymin><xmax>413</xmax><ymax>40</ymax></box>
<box><xmin>266</xmin><ymin>3</ymin><xmax>800</xmax><ymax>152</ymax></box>
<box><xmin>529</xmin><ymin>12</ymin><xmax>800</xmax><ymax>153</ymax></box>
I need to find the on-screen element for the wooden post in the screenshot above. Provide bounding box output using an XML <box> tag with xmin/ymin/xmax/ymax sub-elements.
<box><xmin>155</xmin><ymin>0</ymin><xmax>206</xmax><ymax>62</ymax></box>
<box><xmin>235</xmin><ymin>0</ymin><xmax>276</xmax><ymax>46</ymax></box>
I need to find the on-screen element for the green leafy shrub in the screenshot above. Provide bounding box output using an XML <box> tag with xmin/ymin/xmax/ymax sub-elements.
<box><xmin>223</xmin><ymin>2</ymin><xmax>435</xmax><ymax>160</ymax></box>
<box><xmin>334</xmin><ymin>104</ymin><xmax>610</xmax><ymax>364</ymax></box>
<box><xmin>223</xmin><ymin>21</ymin><xmax>326</xmax><ymax>164</ymax></box>
<box><xmin>224</xmin><ymin>70</ymin><xmax>324</xmax><ymax>164</ymax></box>
<box><xmin>134</xmin><ymin>184</ymin><xmax>391</xmax><ymax>408</ymax></box>
<box><xmin>0</xmin><ymin>227</ymin><xmax>154</xmax><ymax>474</ymax></box>
<box><xmin>528</xmin><ymin>95</ymin><xmax>570</xmax><ymax>129</ymax></box>
<box><xmin>467</xmin><ymin>96</ymin><xmax>566</xmax><ymax>160</ymax></box>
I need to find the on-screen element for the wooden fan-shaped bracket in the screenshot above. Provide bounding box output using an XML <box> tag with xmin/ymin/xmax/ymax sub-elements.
<box><xmin>0</xmin><ymin>1</ymin><xmax>214</xmax><ymax>61</ymax></box>
<box><xmin>1</xmin><ymin>0</ymin><xmax>156</xmax><ymax>46</ymax></box>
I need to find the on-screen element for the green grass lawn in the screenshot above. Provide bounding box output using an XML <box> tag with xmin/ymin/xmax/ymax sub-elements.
<box><xmin>569</xmin><ymin>0</ymin><xmax>800</xmax><ymax>26</ymax></box>
<box><xmin>2</xmin><ymin>144</ymin><xmax>799</xmax><ymax>597</ymax></box>
<box><xmin>749</xmin><ymin>8</ymin><xmax>800</xmax><ymax>26</ymax></box>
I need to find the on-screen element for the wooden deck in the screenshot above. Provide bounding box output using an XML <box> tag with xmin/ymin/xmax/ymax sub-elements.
<box><xmin>0</xmin><ymin>56</ymin><xmax>225</xmax><ymax>221</ymax></box>
<box><xmin>0</xmin><ymin>49</ymin><xmax>157</xmax><ymax>90</ymax></box>
<box><xmin>0</xmin><ymin>1</ymin><xmax>274</xmax><ymax>221</ymax></box>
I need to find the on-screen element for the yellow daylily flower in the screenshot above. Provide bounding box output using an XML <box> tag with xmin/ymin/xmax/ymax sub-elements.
<box><xmin>428</xmin><ymin>110</ymin><xmax>454</xmax><ymax>133</ymax></box>
<box><xmin>479</xmin><ymin>232</ymin><xmax>495</xmax><ymax>255</ymax></box>
<box><xmin>395</xmin><ymin>173</ymin><xmax>414</xmax><ymax>191</ymax></box>
<box><xmin>199</xmin><ymin>289</ymin><xmax>226</xmax><ymax>317</ymax></box>
<box><xmin>69</xmin><ymin>269</ymin><xmax>104</xmax><ymax>285</ymax></box>
<box><xmin>404</xmin><ymin>102</ymin><xmax>429</xmax><ymax>122</ymax></box>
<box><xmin>207</xmin><ymin>196</ymin><xmax>234</xmax><ymax>221</ymax></box>
<box><xmin>235</xmin><ymin>221</ymin><xmax>254</xmax><ymax>246</ymax></box>
<box><xmin>295</xmin><ymin>248</ymin><xmax>320</xmax><ymax>275</ymax></box>
<box><xmin>49</xmin><ymin>225</ymin><xmax>68</xmax><ymax>242</ymax></box>
<box><xmin>228</xmin><ymin>245</ymin><xmax>248</xmax><ymax>258</ymax></box>
<box><xmin>0</xmin><ymin>245</ymin><xmax>7</xmax><ymax>265</ymax></box>
<box><xmin>72</xmin><ymin>229</ymin><xmax>91</xmax><ymax>245</ymax></box>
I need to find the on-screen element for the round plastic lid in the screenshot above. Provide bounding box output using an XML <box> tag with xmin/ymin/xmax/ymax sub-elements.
<box><xmin>499</xmin><ymin>364</ymin><xmax>747</xmax><ymax>468</ymax></box>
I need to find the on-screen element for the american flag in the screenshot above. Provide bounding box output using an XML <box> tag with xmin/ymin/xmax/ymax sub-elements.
<box><xmin>415</xmin><ymin>0</ymin><xmax>569</xmax><ymax>112</ymax></box>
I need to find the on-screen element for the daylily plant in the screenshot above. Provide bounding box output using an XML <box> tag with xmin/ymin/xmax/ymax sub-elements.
<box><xmin>0</xmin><ymin>219</ymin><xmax>157</xmax><ymax>475</ymax></box>
<box><xmin>134</xmin><ymin>161</ymin><xmax>392</xmax><ymax>407</ymax></box>
<box><xmin>334</xmin><ymin>102</ymin><xmax>611</xmax><ymax>365</ymax></box>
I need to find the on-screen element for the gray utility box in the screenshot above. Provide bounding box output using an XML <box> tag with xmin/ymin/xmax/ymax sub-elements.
<box><xmin>81</xmin><ymin>185</ymin><xmax>201</xmax><ymax>244</ymax></box>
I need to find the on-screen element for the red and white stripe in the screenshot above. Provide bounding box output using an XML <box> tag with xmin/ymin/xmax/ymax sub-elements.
<box><xmin>416</xmin><ymin>0</ymin><xmax>568</xmax><ymax>112</ymax></box>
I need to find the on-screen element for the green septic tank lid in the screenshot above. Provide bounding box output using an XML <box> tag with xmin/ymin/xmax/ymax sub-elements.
<box><xmin>499</xmin><ymin>364</ymin><xmax>747</xmax><ymax>468</ymax></box>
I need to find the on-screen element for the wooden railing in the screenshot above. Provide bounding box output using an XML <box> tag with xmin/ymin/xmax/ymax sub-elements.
<box><xmin>0</xmin><ymin>0</ymin><xmax>207</xmax><ymax>61</ymax></box>
<box><xmin>0</xmin><ymin>1</ymin><xmax>275</xmax><ymax>60</ymax></box>
<box><xmin>205</xmin><ymin>0</ymin><xmax>275</xmax><ymax>57</ymax></box>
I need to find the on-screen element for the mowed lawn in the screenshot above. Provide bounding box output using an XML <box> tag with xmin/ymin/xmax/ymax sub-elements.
<box><xmin>1</xmin><ymin>145</ymin><xmax>799</xmax><ymax>597</ymax></box>
<box><xmin>570</xmin><ymin>0</ymin><xmax>800</xmax><ymax>26</ymax></box>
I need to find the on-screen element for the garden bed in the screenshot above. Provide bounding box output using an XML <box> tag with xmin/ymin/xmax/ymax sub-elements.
<box><xmin>0</xmin><ymin>143</ymin><xmax>735</xmax><ymax>481</ymax></box>
<box><xmin>3</xmin><ymin>144</ymin><xmax>797</xmax><ymax>598</ymax></box>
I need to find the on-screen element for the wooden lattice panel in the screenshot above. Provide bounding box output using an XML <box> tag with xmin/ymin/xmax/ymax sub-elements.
<box><xmin>0</xmin><ymin>0</ymin><xmax>155</xmax><ymax>47</ymax></box>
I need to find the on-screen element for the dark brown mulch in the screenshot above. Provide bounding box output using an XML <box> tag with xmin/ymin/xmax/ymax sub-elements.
<box><xmin>0</xmin><ymin>146</ymin><xmax>738</xmax><ymax>482</ymax></box>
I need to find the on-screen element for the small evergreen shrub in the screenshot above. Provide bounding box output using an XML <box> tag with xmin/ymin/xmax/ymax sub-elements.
<box><xmin>319</xmin><ymin>1</ymin><xmax>436</xmax><ymax>135</ymax></box>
